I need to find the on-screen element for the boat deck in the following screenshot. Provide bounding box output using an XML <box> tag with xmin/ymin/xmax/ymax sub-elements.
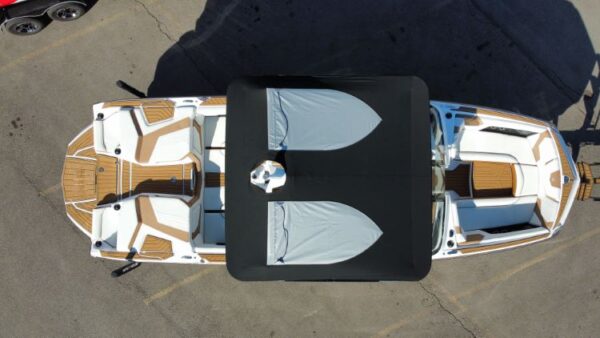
<box><xmin>61</xmin><ymin>125</ymin><xmax>215</xmax><ymax>237</ymax></box>
<box><xmin>438</xmin><ymin>107</ymin><xmax>579</xmax><ymax>257</ymax></box>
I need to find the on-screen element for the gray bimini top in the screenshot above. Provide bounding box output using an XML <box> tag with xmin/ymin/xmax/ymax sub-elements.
<box><xmin>225</xmin><ymin>76</ymin><xmax>431</xmax><ymax>281</ymax></box>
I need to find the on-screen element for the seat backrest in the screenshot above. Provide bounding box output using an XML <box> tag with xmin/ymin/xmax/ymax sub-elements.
<box><xmin>95</xmin><ymin>107</ymin><xmax>200</xmax><ymax>164</ymax></box>
<box><xmin>92</xmin><ymin>195</ymin><xmax>195</xmax><ymax>251</ymax></box>
<box><xmin>456</xmin><ymin>196</ymin><xmax>536</xmax><ymax>232</ymax></box>
<box><xmin>512</xmin><ymin>163</ymin><xmax>539</xmax><ymax>197</ymax></box>
<box><xmin>91</xmin><ymin>198</ymin><xmax>139</xmax><ymax>251</ymax></box>
<box><xmin>458</xmin><ymin>129</ymin><xmax>537</xmax><ymax>165</ymax></box>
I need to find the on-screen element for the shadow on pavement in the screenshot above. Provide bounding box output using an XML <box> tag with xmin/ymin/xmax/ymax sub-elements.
<box><xmin>148</xmin><ymin>0</ymin><xmax>599</xmax><ymax>159</ymax></box>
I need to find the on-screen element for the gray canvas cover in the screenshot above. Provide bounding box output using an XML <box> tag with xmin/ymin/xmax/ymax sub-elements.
<box><xmin>267</xmin><ymin>88</ymin><xmax>381</xmax><ymax>150</ymax></box>
<box><xmin>267</xmin><ymin>201</ymin><xmax>383</xmax><ymax>265</ymax></box>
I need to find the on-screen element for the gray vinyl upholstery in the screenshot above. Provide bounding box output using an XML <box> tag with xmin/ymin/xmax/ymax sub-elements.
<box><xmin>267</xmin><ymin>88</ymin><xmax>381</xmax><ymax>151</ymax></box>
<box><xmin>267</xmin><ymin>201</ymin><xmax>383</xmax><ymax>265</ymax></box>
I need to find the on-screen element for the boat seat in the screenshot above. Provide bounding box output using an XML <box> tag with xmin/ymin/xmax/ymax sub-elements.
<box><xmin>92</xmin><ymin>196</ymin><xmax>196</xmax><ymax>253</ymax></box>
<box><xmin>204</xmin><ymin>116</ymin><xmax>226</xmax><ymax>148</ymax></box>
<box><xmin>456</xmin><ymin>196</ymin><xmax>537</xmax><ymax>231</ymax></box>
<box><xmin>529</xmin><ymin>131</ymin><xmax>557</xmax><ymax>163</ymax></box>
<box><xmin>457</xmin><ymin>129</ymin><xmax>537</xmax><ymax>165</ymax></box>
<box><xmin>512</xmin><ymin>163</ymin><xmax>539</xmax><ymax>197</ymax></box>
<box><xmin>204</xmin><ymin>148</ymin><xmax>225</xmax><ymax>173</ymax></box>
<box><xmin>95</xmin><ymin>107</ymin><xmax>201</xmax><ymax>164</ymax></box>
<box><xmin>91</xmin><ymin>198</ymin><xmax>140</xmax><ymax>251</ymax></box>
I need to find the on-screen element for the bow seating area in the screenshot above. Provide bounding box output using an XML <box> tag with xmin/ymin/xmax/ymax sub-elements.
<box><xmin>445</xmin><ymin>115</ymin><xmax>563</xmax><ymax>233</ymax></box>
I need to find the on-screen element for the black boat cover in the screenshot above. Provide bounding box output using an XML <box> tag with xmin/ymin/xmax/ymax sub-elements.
<box><xmin>225</xmin><ymin>76</ymin><xmax>431</xmax><ymax>281</ymax></box>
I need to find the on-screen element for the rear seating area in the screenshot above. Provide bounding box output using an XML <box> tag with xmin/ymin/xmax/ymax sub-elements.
<box><xmin>89</xmin><ymin>101</ymin><xmax>227</xmax><ymax>256</ymax></box>
<box><xmin>91</xmin><ymin>195</ymin><xmax>202</xmax><ymax>260</ymax></box>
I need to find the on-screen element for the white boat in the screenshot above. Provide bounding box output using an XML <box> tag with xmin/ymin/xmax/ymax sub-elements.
<box><xmin>61</xmin><ymin>76</ymin><xmax>588</xmax><ymax>280</ymax></box>
<box><xmin>429</xmin><ymin>100</ymin><xmax>581</xmax><ymax>259</ymax></box>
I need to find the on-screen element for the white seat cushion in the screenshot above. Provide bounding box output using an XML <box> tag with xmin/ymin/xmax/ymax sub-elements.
<box><xmin>95</xmin><ymin>108</ymin><xmax>199</xmax><ymax>164</ymax></box>
<box><xmin>457</xmin><ymin>196</ymin><xmax>537</xmax><ymax>231</ymax></box>
<box><xmin>99</xmin><ymin>109</ymin><xmax>140</xmax><ymax>160</ymax></box>
<box><xmin>204</xmin><ymin>116</ymin><xmax>226</xmax><ymax>148</ymax></box>
<box><xmin>458</xmin><ymin>129</ymin><xmax>536</xmax><ymax>165</ymax></box>
<box><xmin>150</xmin><ymin>197</ymin><xmax>191</xmax><ymax>234</ymax></box>
<box><xmin>148</xmin><ymin>127</ymin><xmax>192</xmax><ymax>163</ymax></box>
<box><xmin>91</xmin><ymin>199</ymin><xmax>139</xmax><ymax>251</ymax></box>
<box><xmin>204</xmin><ymin>149</ymin><xmax>225</xmax><ymax>172</ymax></box>
<box><xmin>513</xmin><ymin>164</ymin><xmax>539</xmax><ymax>196</ymax></box>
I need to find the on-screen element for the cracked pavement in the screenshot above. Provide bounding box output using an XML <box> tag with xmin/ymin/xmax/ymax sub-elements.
<box><xmin>1</xmin><ymin>0</ymin><xmax>600</xmax><ymax>337</ymax></box>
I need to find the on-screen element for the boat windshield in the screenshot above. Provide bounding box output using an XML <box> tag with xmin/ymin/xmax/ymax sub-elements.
<box><xmin>431</xmin><ymin>107</ymin><xmax>445</xmax><ymax>254</ymax></box>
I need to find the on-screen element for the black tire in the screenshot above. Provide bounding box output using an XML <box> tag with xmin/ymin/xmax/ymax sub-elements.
<box><xmin>48</xmin><ymin>3</ymin><xmax>86</xmax><ymax>22</ymax></box>
<box><xmin>6</xmin><ymin>17</ymin><xmax>46</xmax><ymax>35</ymax></box>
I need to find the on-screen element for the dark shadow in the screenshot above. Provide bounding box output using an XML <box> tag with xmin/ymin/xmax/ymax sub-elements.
<box><xmin>111</xmin><ymin>261</ymin><xmax>142</xmax><ymax>278</ymax></box>
<box><xmin>148</xmin><ymin>0</ymin><xmax>599</xmax><ymax>158</ymax></box>
<box><xmin>131</xmin><ymin>179</ymin><xmax>193</xmax><ymax>197</ymax></box>
<box><xmin>98</xmin><ymin>193</ymin><xmax>118</xmax><ymax>205</ymax></box>
<box><xmin>97</xmin><ymin>179</ymin><xmax>193</xmax><ymax>205</ymax></box>
<box><xmin>559</xmin><ymin>54</ymin><xmax>600</xmax><ymax>160</ymax></box>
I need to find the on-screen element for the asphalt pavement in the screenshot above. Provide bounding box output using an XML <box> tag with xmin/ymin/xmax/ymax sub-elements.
<box><xmin>1</xmin><ymin>0</ymin><xmax>599</xmax><ymax>337</ymax></box>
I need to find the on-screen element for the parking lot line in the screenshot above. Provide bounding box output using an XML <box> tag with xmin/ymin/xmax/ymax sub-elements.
<box><xmin>452</xmin><ymin>225</ymin><xmax>600</xmax><ymax>302</ymax></box>
<box><xmin>426</xmin><ymin>278</ymin><xmax>467</xmax><ymax>313</ymax></box>
<box><xmin>372</xmin><ymin>309</ymin><xmax>430</xmax><ymax>338</ymax></box>
<box><xmin>144</xmin><ymin>267</ymin><xmax>217</xmax><ymax>305</ymax></box>
<box><xmin>374</xmin><ymin>226</ymin><xmax>600</xmax><ymax>337</ymax></box>
<box><xmin>39</xmin><ymin>183</ymin><xmax>62</xmax><ymax>197</ymax></box>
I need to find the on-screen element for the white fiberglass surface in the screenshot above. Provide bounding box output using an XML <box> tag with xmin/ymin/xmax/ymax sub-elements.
<box><xmin>98</xmin><ymin>109</ymin><xmax>139</xmax><ymax>160</ymax></box>
<box><xmin>151</xmin><ymin>197</ymin><xmax>191</xmax><ymax>233</ymax></box>
<box><xmin>149</xmin><ymin>128</ymin><xmax>191</xmax><ymax>163</ymax></box>
<box><xmin>203</xmin><ymin>116</ymin><xmax>226</xmax><ymax>148</ymax></box>
<box><xmin>205</xmin><ymin>149</ymin><xmax>225</xmax><ymax>172</ymax></box>
<box><xmin>456</xmin><ymin>197</ymin><xmax>537</xmax><ymax>231</ymax></box>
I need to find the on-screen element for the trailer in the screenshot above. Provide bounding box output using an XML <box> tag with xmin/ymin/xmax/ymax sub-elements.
<box><xmin>0</xmin><ymin>0</ymin><xmax>90</xmax><ymax>35</ymax></box>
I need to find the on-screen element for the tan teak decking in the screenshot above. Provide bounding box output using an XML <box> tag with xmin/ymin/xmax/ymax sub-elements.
<box><xmin>577</xmin><ymin>162</ymin><xmax>600</xmax><ymax>201</ymax></box>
